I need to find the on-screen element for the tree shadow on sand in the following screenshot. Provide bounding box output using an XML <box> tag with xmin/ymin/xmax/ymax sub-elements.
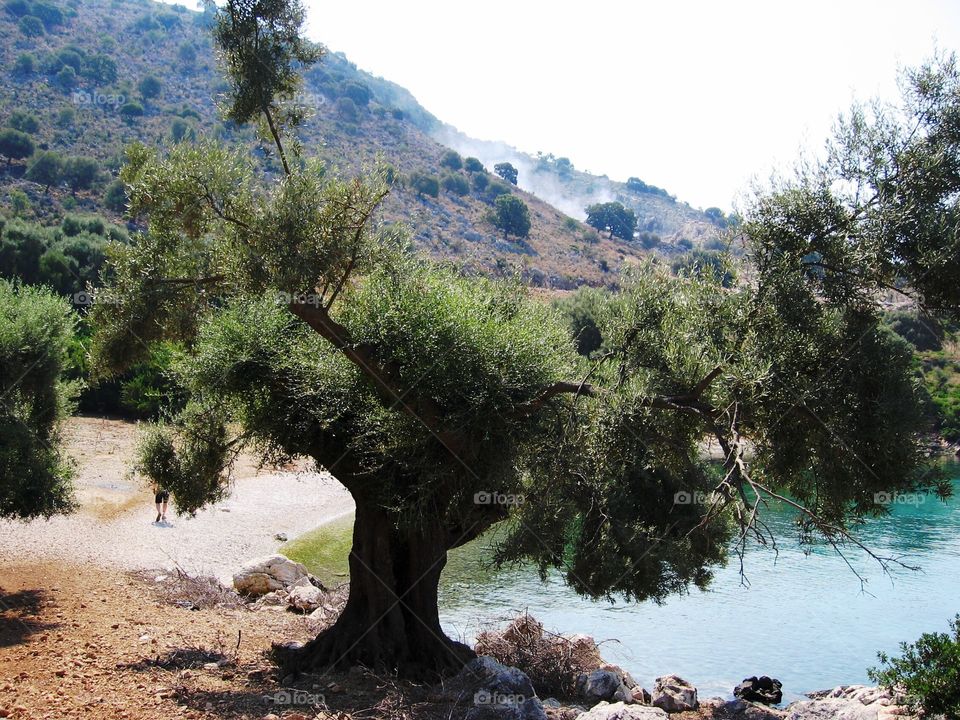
<box><xmin>0</xmin><ymin>587</ymin><xmax>58</xmax><ymax>648</ymax></box>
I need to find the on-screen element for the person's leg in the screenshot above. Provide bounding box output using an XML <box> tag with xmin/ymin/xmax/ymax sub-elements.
<box><xmin>161</xmin><ymin>498</ymin><xmax>168</xmax><ymax>521</ymax></box>
<box><xmin>155</xmin><ymin>503</ymin><xmax>162</xmax><ymax>522</ymax></box>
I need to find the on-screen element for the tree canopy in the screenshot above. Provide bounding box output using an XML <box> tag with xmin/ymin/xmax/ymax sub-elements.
<box><xmin>494</xmin><ymin>161</ymin><xmax>518</xmax><ymax>185</ymax></box>
<box><xmin>585</xmin><ymin>201</ymin><xmax>636</xmax><ymax>240</ymax></box>
<box><xmin>86</xmin><ymin>0</ymin><xmax>960</xmax><ymax>680</ymax></box>
<box><xmin>493</xmin><ymin>194</ymin><xmax>531</xmax><ymax>239</ymax></box>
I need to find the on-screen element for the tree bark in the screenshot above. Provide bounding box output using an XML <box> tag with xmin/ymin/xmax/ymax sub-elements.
<box><xmin>273</xmin><ymin>501</ymin><xmax>474</xmax><ymax>678</ymax></box>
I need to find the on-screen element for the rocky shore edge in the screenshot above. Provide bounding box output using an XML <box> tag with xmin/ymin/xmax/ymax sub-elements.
<box><xmin>234</xmin><ymin>554</ymin><xmax>918</xmax><ymax>720</ymax></box>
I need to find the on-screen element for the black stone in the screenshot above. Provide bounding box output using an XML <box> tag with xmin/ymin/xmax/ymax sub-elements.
<box><xmin>734</xmin><ymin>676</ymin><xmax>783</xmax><ymax>705</ymax></box>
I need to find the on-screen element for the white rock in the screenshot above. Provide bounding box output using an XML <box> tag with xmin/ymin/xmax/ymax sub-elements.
<box><xmin>232</xmin><ymin>554</ymin><xmax>308</xmax><ymax>596</ymax></box>
<box><xmin>575</xmin><ymin>701</ymin><xmax>668</xmax><ymax>720</ymax></box>
<box><xmin>287</xmin><ymin>584</ymin><xmax>324</xmax><ymax>612</ymax></box>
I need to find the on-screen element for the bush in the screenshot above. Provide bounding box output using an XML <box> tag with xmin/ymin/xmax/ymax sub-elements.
<box><xmin>54</xmin><ymin>65</ymin><xmax>77</xmax><ymax>92</ymax></box>
<box><xmin>341</xmin><ymin>81</ymin><xmax>371</xmax><ymax>107</ymax></box>
<box><xmin>13</xmin><ymin>53</ymin><xmax>36</xmax><ymax>76</ymax></box>
<box><xmin>119</xmin><ymin>101</ymin><xmax>145</xmax><ymax>121</ymax></box>
<box><xmin>869</xmin><ymin>615</ymin><xmax>960</xmax><ymax>718</ymax></box>
<box><xmin>408</xmin><ymin>170</ymin><xmax>439</xmax><ymax>198</ymax></box>
<box><xmin>25</xmin><ymin>150</ymin><xmax>63</xmax><ymax>190</ymax></box>
<box><xmin>138</xmin><ymin>74</ymin><xmax>162</xmax><ymax>100</ymax></box>
<box><xmin>18</xmin><ymin>14</ymin><xmax>44</xmax><ymax>36</ymax></box>
<box><xmin>56</xmin><ymin>107</ymin><xmax>75</xmax><ymax>128</ymax></box>
<box><xmin>440</xmin><ymin>173</ymin><xmax>469</xmax><ymax>196</ymax></box>
<box><xmin>475</xmin><ymin>614</ymin><xmax>603</xmax><ymax>699</ymax></box>
<box><xmin>464</xmin><ymin>156</ymin><xmax>484</xmax><ymax>173</ymax></box>
<box><xmin>8</xmin><ymin>110</ymin><xmax>38</xmax><ymax>135</ymax></box>
<box><xmin>32</xmin><ymin>0</ymin><xmax>64</xmax><ymax>28</ymax></box>
<box><xmin>177</xmin><ymin>42</ymin><xmax>197</xmax><ymax>67</ymax></box>
<box><xmin>0</xmin><ymin>128</ymin><xmax>35</xmax><ymax>164</ymax></box>
<box><xmin>884</xmin><ymin>310</ymin><xmax>944</xmax><ymax>352</ymax></box>
<box><xmin>553</xmin><ymin>287</ymin><xmax>609</xmax><ymax>357</ymax></box>
<box><xmin>103</xmin><ymin>180</ymin><xmax>127</xmax><ymax>213</ymax></box>
<box><xmin>3</xmin><ymin>0</ymin><xmax>30</xmax><ymax>17</ymax></box>
<box><xmin>83</xmin><ymin>54</ymin><xmax>118</xmax><ymax>84</ymax></box>
<box><xmin>62</xmin><ymin>156</ymin><xmax>100</xmax><ymax>193</ymax></box>
<box><xmin>335</xmin><ymin>96</ymin><xmax>358</xmax><ymax>123</ymax></box>
<box><xmin>439</xmin><ymin>149</ymin><xmax>462</xmax><ymax>171</ymax></box>
<box><xmin>471</xmin><ymin>172</ymin><xmax>489</xmax><ymax>192</ymax></box>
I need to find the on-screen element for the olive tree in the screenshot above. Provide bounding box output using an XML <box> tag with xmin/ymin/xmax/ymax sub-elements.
<box><xmin>91</xmin><ymin>0</ymin><xmax>959</xmax><ymax>680</ymax></box>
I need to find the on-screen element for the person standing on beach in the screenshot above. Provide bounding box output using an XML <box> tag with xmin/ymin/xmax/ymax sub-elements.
<box><xmin>154</xmin><ymin>487</ymin><xmax>170</xmax><ymax>523</ymax></box>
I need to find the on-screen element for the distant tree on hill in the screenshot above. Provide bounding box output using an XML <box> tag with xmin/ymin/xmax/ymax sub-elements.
<box><xmin>32</xmin><ymin>0</ymin><xmax>64</xmax><ymax>28</ymax></box>
<box><xmin>0</xmin><ymin>281</ymin><xmax>77</xmax><ymax>519</ymax></box>
<box><xmin>335</xmin><ymin>96</ymin><xmax>358</xmax><ymax>123</ymax></box>
<box><xmin>8</xmin><ymin>110</ymin><xmax>39</xmax><ymax>134</ymax></box>
<box><xmin>54</xmin><ymin>65</ymin><xmax>77</xmax><ymax>92</ymax></box>
<box><xmin>0</xmin><ymin>129</ymin><xmax>34</xmax><ymax>164</ymax></box>
<box><xmin>671</xmin><ymin>250</ymin><xmax>734</xmax><ymax>288</ymax></box>
<box><xmin>62</xmin><ymin>156</ymin><xmax>100</xmax><ymax>193</ymax></box>
<box><xmin>554</xmin><ymin>157</ymin><xmax>573</xmax><ymax>177</ymax></box>
<box><xmin>463</xmin><ymin>156</ymin><xmax>484</xmax><ymax>172</ymax></box>
<box><xmin>170</xmin><ymin>118</ymin><xmax>195</xmax><ymax>143</ymax></box>
<box><xmin>409</xmin><ymin>170</ymin><xmax>439</xmax><ymax>198</ymax></box>
<box><xmin>440</xmin><ymin>173</ymin><xmax>469</xmax><ymax>196</ymax></box>
<box><xmin>13</xmin><ymin>53</ymin><xmax>36</xmax><ymax>76</ymax></box>
<box><xmin>439</xmin><ymin>150</ymin><xmax>462</xmax><ymax>170</ymax></box>
<box><xmin>26</xmin><ymin>151</ymin><xmax>63</xmax><ymax>190</ymax></box>
<box><xmin>342</xmin><ymin>81</ymin><xmax>371</xmax><ymax>107</ymax></box>
<box><xmin>56</xmin><ymin>107</ymin><xmax>75</xmax><ymax>128</ymax></box>
<box><xmin>84</xmin><ymin>54</ymin><xmax>118</xmax><ymax>84</ymax></box>
<box><xmin>585</xmin><ymin>201</ymin><xmax>636</xmax><ymax>240</ymax></box>
<box><xmin>494</xmin><ymin>161</ymin><xmax>518</xmax><ymax>185</ymax></box>
<box><xmin>178</xmin><ymin>42</ymin><xmax>197</xmax><ymax>68</ymax></box>
<box><xmin>18</xmin><ymin>15</ymin><xmax>44</xmax><ymax>36</ymax></box>
<box><xmin>471</xmin><ymin>172</ymin><xmax>489</xmax><ymax>192</ymax></box>
<box><xmin>493</xmin><ymin>194</ymin><xmax>531</xmax><ymax>239</ymax></box>
<box><xmin>704</xmin><ymin>207</ymin><xmax>727</xmax><ymax>227</ymax></box>
<box><xmin>103</xmin><ymin>180</ymin><xmax>128</xmax><ymax>213</ymax></box>
<box><xmin>138</xmin><ymin>75</ymin><xmax>163</xmax><ymax>100</ymax></box>
<box><xmin>119</xmin><ymin>102</ymin><xmax>146</xmax><ymax>122</ymax></box>
<box><xmin>3</xmin><ymin>0</ymin><xmax>30</xmax><ymax>17</ymax></box>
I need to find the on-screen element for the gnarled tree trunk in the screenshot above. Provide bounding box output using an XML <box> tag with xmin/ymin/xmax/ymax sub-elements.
<box><xmin>274</xmin><ymin>501</ymin><xmax>475</xmax><ymax>678</ymax></box>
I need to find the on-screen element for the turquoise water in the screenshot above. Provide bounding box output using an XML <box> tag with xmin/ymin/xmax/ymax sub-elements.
<box><xmin>438</xmin><ymin>460</ymin><xmax>960</xmax><ymax>702</ymax></box>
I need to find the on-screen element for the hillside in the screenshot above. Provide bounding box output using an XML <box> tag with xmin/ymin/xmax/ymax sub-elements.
<box><xmin>0</xmin><ymin>0</ymin><xmax>722</xmax><ymax>291</ymax></box>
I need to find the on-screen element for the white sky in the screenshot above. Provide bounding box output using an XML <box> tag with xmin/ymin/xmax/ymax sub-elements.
<box><xmin>298</xmin><ymin>0</ymin><xmax>960</xmax><ymax>212</ymax></box>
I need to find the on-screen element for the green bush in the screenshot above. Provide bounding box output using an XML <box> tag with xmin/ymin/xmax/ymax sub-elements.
<box><xmin>439</xmin><ymin>149</ymin><xmax>462</xmax><ymax>171</ymax></box>
<box><xmin>869</xmin><ymin>615</ymin><xmax>960</xmax><ymax>717</ymax></box>
<box><xmin>138</xmin><ymin>74</ymin><xmax>162</xmax><ymax>100</ymax></box>
<box><xmin>464</xmin><ymin>156</ymin><xmax>484</xmax><ymax>173</ymax></box>
<box><xmin>62</xmin><ymin>156</ymin><xmax>100</xmax><ymax>193</ymax></box>
<box><xmin>409</xmin><ymin>170</ymin><xmax>439</xmax><ymax>198</ymax></box>
<box><xmin>119</xmin><ymin>101</ymin><xmax>145</xmax><ymax>121</ymax></box>
<box><xmin>3</xmin><ymin>0</ymin><xmax>30</xmax><ymax>17</ymax></box>
<box><xmin>8</xmin><ymin>110</ymin><xmax>39</xmax><ymax>134</ymax></box>
<box><xmin>13</xmin><ymin>53</ymin><xmax>36</xmax><ymax>76</ymax></box>
<box><xmin>440</xmin><ymin>173</ymin><xmax>469</xmax><ymax>196</ymax></box>
<box><xmin>17</xmin><ymin>14</ymin><xmax>44</xmax><ymax>36</ymax></box>
<box><xmin>26</xmin><ymin>150</ymin><xmax>63</xmax><ymax>190</ymax></box>
<box><xmin>32</xmin><ymin>0</ymin><xmax>64</xmax><ymax>28</ymax></box>
<box><xmin>54</xmin><ymin>65</ymin><xmax>77</xmax><ymax>91</ymax></box>
<box><xmin>884</xmin><ymin>310</ymin><xmax>944</xmax><ymax>351</ymax></box>
<box><xmin>103</xmin><ymin>180</ymin><xmax>127</xmax><ymax>213</ymax></box>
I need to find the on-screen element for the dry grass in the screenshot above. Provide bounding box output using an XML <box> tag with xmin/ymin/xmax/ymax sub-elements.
<box><xmin>474</xmin><ymin>613</ymin><xmax>604</xmax><ymax>699</ymax></box>
<box><xmin>134</xmin><ymin>567</ymin><xmax>245</xmax><ymax>610</ymax></box>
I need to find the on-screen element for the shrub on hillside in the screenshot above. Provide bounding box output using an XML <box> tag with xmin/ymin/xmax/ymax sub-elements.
<box><xmin>0</xmin><ymin>128</ymin><xmax>35</xmax><ymax>164</ymax></box>
<box><xmin>439</xmin><ymin>149</ymin><xmax>462</xmax><ymax>170</ymax></box>
<box><xmin>884</xmin><ymin>310</ymin><xmax>944</xmax><ymax>352</ymax></box>
<box><xmin>25</xmin><ymin>150</ymin><xmax>63</xmax><ymax>190</ymax></box>
<box><xmin>408</xmin><ymin>170</ymin><xmax>439</xmax><ymax>199</ymax></box>
<box><xmin>18</xmin><ymin>14</ymin><xmax>44</xmax><ymax>35</ymax></box>
<box><xmin>13</xmin><ymin>53</ymin><xmax>36</xmax><ymax>76</ymax></box>
<box><xmin>8</xmin><ymin>110</ymin><xmax>40</xmax><ymax>134</ymax></box>
<box><xmin>440</xmin><ymin>173</ymin><xmax>469</xmax><ymax>196</ymax></box>
<box><xmin>464</xmin><ymin>156</ymin><xmax>484</xmax><ymax>173</ymax></box>
<box><xmin>103</xmin><ymin>180</ymin><xmax>128</xmax><ymax>213</ymax></box>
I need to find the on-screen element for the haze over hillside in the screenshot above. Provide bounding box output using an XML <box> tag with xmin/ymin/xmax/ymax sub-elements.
<box><xmin>0</xmin><ymin>0</ymin><xmax>723</xmax><ymax>289</ymax></box>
